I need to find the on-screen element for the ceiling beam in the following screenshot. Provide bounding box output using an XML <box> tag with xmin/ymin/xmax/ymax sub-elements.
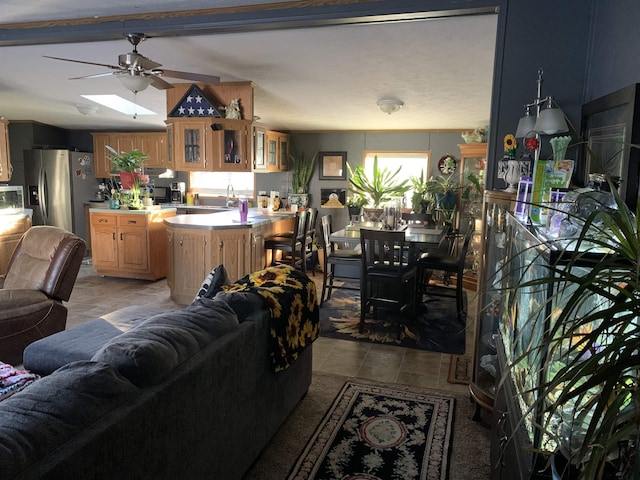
<box><xmin>0</xmin><ymin>0</ymin><xmax>498</xmax><ymax>46</ymax></box>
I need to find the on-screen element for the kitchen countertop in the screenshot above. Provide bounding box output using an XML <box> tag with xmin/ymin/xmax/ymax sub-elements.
<box><xmin>89</xmin><ymin>206</ymin><xmax>178</xmax><ymax>215</ymax></box>
<box><xmin>0</xmin><ymin>208</ymin><xmax>33</xmax><ymax>218</ymax></box>
<box><xmin>164</xmin><ymin>207</ymin><xmax>295</xmax><ymax>230</ymax></box>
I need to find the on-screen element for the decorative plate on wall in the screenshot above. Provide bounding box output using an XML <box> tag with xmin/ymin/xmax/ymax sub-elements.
<box><xmin>438</xmin><ymin>155</ymin><xmax>457</xmax><ymax>174</ymax></box>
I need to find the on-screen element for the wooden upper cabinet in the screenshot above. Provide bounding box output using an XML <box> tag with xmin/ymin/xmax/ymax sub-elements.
<box><xmin>92</xmin><ymin>131</ymin><xmax>169</xmax><ymax>178</ymax></box>
<box><xmin>165</xmin><ymin>81</ymin><xmax>256</xmax><ymax>173</ymax></box>
<box><xmin>266</xmin><ymin>130</ymin><xmax>290</xmax><ymax>172</ymax></box>
<box><xmin>0</xmin><ymin>119</ymin><xmax>11</xmax><ymax>182</ymax></box>
<box><xmin>213</xmin><ymin>119</ymin><xmax>251</xmax><ymax>172</ymax></box>
<box><xmin>92</xmin><ymin>133</ymin><xmax>113</xmax><ymax>178</ymax></box>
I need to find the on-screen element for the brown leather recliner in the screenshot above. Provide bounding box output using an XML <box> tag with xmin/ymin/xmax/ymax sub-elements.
<box><xmin>0</xmin><ymin>226</ymin><xmax>86</xmax><ymax>365</ymax></box>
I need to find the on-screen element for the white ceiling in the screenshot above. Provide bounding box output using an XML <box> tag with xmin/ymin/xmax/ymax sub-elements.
<box><xmin>0</xmin><ymin>1</ymin><xmax>497</xmax><ymax>132</ymax></box>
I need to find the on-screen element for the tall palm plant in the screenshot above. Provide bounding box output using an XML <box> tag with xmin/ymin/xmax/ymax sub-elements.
<box><xmin>346</xmin><ymin>155</ymin><xmax>409</xmax><ymax>208</ymax></box>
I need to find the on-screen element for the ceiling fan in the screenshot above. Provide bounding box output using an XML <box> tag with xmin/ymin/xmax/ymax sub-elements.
<box><xmin>44</xmin><ymin>33</ymin><xmax>221</xmax><ymax>93</ymax></box>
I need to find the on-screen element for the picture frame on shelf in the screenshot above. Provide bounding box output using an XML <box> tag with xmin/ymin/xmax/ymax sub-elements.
<box><xmin>319</xmin><ymin>151</ymin><xmax>347</xmax><ymax>180</ymax></box>
<box><xmin>320</xmin><ymin>188</ymin><xmax>346</xmax><ymax>208</ymax></box>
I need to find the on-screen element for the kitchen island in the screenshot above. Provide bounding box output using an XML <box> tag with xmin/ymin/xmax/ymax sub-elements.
<box><xmin>0</xmin><ymin>210</ymin><xmax>32</xmax><ymax>275</ymax></box>
<box><xmin>165</xmin><ymin>208</ymin><xmax>295</xmax><ymax>305</ymax></box>
<box><xmin>89</xmin><ymin>207</ymin><xmax>177</xmax><ymax>281</ymax></box>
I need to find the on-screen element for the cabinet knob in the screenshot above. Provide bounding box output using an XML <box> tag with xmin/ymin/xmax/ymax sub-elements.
<box><xmin>179</xmin><ymin>236</ymin><xmax>183</xmax><ymax>246</ymax></box>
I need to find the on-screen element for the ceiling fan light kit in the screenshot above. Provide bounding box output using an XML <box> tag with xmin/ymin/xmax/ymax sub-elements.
<box><xmin>377</xmin><ymin>98</ymin><xmax>404</xmax><ymax>114</ymax></box>
<box><xmin>118</xmin><ymin>72</ymin><xmax>153</xmax><ymax>93</ymax></box>
<box><xmin>44</xmin><ymin>32</ymin><xmax>220</xmax><ymax>96</ymax></box>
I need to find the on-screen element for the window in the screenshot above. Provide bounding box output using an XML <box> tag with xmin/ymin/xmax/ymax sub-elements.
<box><xmin>190</xmin><ymin>171</ymin><xmax>254</xmax><ymax>197</ymax></box>
<box><xmin>363</xmin><ymin>151</ymin><xmax>430</xmax><ymax>210</ymax></box>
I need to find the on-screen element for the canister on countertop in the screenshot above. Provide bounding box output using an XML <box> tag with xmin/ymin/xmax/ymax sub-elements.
<box><xmin>186</xmin><ymin>192</ymin><xmax>195</xmax><ymax>205</ymax></box>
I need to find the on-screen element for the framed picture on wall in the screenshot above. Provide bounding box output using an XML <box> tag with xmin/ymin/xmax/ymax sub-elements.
<box><xmin>577</xmin><ymin>83</ymin><xmax>640</xmax><ymax>208</ymax></box>
<box><xmin>319</xmin><ymin>151</ymin><xmax>347</xmax><ymax>180</ymax></box>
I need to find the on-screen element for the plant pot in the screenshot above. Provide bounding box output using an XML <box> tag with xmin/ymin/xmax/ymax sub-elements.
<box><xmin>288</xmin><ymin>193</ymin><xmax>309</xmax><ymax>210</ymax></box>
<box><xmin>436</xmin><ymin>192</ymin><xmax>457</xmax><ymax>210</ymax></box>
<box><xmin>109</xmin><ymin>200</ymin><xmax>120</xmax><ymax>210</ymax></box>
<box><xmin>347</xmin><ymin>206</ymin><xmax>361</xmax><ymax>218</ymax></box>
<box><xmin>362</xmin><ymin>208</ymin><xmax>385</xmax><ymax>223</ymax></box>
<box><xmin>119</xmin><ymin>172</ymin><xmax>140</xmax><ymax>189</ymax></box>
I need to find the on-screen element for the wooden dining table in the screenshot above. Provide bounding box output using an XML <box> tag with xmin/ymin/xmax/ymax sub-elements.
<box><xmin>330</xmin><ymin>224</ymin><xmax>446</xmax><ymax>252</ymax></box>
<box><xmin>328</xmin><ymin>224</ymin><xmax>447</xmax><ymax>283</ymax></box>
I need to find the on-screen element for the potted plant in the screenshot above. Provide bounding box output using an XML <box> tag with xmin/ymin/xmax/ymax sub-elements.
<box><xmin>502</xmin><ymin>182</ymin><xmax>640</xmax><ymax>479</ymax></box>
<box><xmin>290</xmin><ymin>151</ymin><xmax>317</xmax><ymax>209</ymax></box>
<box><xmin>106</xmin><ymin>145</ymin><xmax>148</xmax><ymax>189</ymax></box>
<box><xmin>409</xmin><ymin>169</ymin><xmax>434</xmax><ymax>214</ymax></box>
<box><xmin>347</xmin><ymin>155</ymin><xmax>410</xmax><ymax>221</ymax></box>
<box><xmin>346</xmin><ymin>193</ymin><xmax>368</xmax><ymax>219</ymax></box>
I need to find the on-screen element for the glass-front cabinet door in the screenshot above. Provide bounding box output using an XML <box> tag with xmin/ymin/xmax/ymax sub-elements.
<box><xmin>253</xmin><ymin>126</ymin><xmax>266</xmax><ymax>171</ymax></box>
<box><xmin>214</xmin><ymin>119</ymin><xmax>251</xmax><ymax>173</ymax></box>
<box><xmin>457</xmin><ymin>143</ymin><xmax>487</xmax><ymax>291</ymax></box>
<box><xmin>169</xmin><ymin>120</ymin><xmax>211</xmax><ymax>172</ymax></box>
<box><xmin>470</xmin><ymin>189</ymin><xmax>515</xmax><ymax>420</ymax></box>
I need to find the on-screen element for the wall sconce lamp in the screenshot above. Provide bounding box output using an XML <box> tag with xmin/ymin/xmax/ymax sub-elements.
<box><xmin>515</xmin><ymin>68</ymin><xmax>569</xmax><ymax>140</ymax></box>
<box><xmin>377</xmin><ymin>98</ymin><xmax>404</xmax><ymax>115</ymax></box>
<box><xmin>76</xmin><ymin>104</ymin><xmax>99</xmax><ymax>116</ymax></box>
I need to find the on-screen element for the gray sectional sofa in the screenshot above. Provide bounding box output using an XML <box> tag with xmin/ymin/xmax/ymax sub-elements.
<box><xmin>0</xmin><ymin>267</ymin><xmax>317</xmax><ymax>480</ymax></box>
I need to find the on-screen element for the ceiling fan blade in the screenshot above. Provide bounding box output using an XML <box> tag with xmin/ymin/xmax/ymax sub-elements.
<box><xmin>70</xmin><ymin>71</ymin><xmax>118</xmax><ymax>80</ymax></box>
<box><xmin>149</xmin><ymin>75</ymin><xmax>174</xmax><ymax>90</ymax></box>
<box><xmin>43</xmin><ymin>55</ymin><xmax>122</xmax><ymax>71</ymax></box>
<box><xmin>157</xmin><ymin>69</ymin><xmax>220</xmax><ymax>84</ymax></box>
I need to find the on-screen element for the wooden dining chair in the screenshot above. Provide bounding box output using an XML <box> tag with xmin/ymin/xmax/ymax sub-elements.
<box><xmin>319</xmin><ymin>215</ymin><xmax>361</xmax><ymax>304</ymax></box>
<box><xmin>359</xmin><ymin>228</ymin><xmax>417</xmax><ymax>339</ymax></box>
<box><xmin>264</xmin><ymin>210</ymin><xmax>308</xmax><ymax>273</ymax></box>
<box><xmin>415</xmin><ymin>218</ymin><xmax>475</xmax><ymax>323</ymax></box>
<box><xmin>303</xmin><ymin>207</ymin><xmax>319</xmax><ymax>275</ymax></box>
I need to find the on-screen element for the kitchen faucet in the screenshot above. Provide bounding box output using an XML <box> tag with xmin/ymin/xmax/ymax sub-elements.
<box><xmin>226</xmin><ymin>184</ymin><xmax>237</xmax><ymax>207</ymax></box>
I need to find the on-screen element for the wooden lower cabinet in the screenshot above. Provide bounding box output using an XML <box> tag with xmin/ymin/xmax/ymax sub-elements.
<box><xmin>90</xmin><ymin>210</ymin><xmax>175</xmax><ymax>280</ymax></box>
<box><xmin>167</xmin><ymin>217</ymin><xmax>293</xmax><ymax>305</ymax></box>
<box><xmin>0</xmin><ymin>215</ymin><xmax>32</xmax><ymax>275</ymax></box>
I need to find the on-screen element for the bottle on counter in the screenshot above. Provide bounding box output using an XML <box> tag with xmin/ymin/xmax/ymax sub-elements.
<box><xmin>186</xmin><ymin>192</ymin><xmax>195</xmax><ymax>206</ymax></box>
<box><xmin>194</xmin><ymin>193</ymin><xmax>200</xmax><ymax>206</ymax></box>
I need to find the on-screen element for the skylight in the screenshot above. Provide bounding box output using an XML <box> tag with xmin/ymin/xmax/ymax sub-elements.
<box><xmin>81</xmin><ymin>95</ymin><xmax>156</xmax><ymax>116</ymax></box>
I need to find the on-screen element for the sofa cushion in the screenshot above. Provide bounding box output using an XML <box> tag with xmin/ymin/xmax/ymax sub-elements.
<box><xmin>0</xmin><ymin>361</ymin><xmax>138</xmax><ymax>479</ymax></box>
<box><xmin>24</xmin><ymin>306</ymin><xmax>169</xmax><ymax>376</ymax></box>
<box><xmin>194</xmin><ymin>264</ymin><xmax>229</xmax><ymax>301</ymax></box>
<box><xmin>92</xmin><ymin>299</ymin><xmax>239</xmax><ymax>387</ymax></box>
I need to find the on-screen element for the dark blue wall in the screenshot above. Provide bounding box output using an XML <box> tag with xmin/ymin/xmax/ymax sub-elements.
<box><xmin>486</xmin><ymin>0</ymin><xmax>593</xmax><ymax>187</ymax></box>
<box><xmin>586</xmin><ymin>0</ymin><xmax>640</xmax><ymax>101</ymax></box>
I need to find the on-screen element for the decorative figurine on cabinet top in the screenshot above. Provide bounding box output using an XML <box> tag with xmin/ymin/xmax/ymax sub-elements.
<box><xmin>225</xmin><ymin>98</ymin><xmax>241</xmax><ymax>119</ymax></box>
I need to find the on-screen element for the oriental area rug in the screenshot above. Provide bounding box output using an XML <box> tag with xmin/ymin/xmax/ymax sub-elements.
<box><xmin>286</xmin><ymin>381</ymin><xmax>455</xmax><ymax>480</ymax></box>
<box><xmin>319</xmin><ymin>285</ymin><xmax>467</xmax><ymax>355</ymax></box>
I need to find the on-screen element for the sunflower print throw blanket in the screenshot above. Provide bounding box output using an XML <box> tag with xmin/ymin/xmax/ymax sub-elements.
<box><xmin>222</xmin><ymin>265</ymin><xmax>319</xmax><ymax>372</ymax></box>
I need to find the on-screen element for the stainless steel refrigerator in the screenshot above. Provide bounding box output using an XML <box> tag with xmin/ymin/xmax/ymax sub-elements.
<box><xmin>23</xmin><ymin>149</ymin><xmax>98</xmax><ymax>242</ymax></box>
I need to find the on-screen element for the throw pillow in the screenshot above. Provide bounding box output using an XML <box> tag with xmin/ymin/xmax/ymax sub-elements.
<box><xmin>194</xmin><ymin>264</ymin><xmax>229</xmax><ymax>301</ymax></box>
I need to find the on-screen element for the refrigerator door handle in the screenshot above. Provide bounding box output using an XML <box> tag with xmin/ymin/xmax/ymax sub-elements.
<box><xmin>38</xmin><ymin>166</ymin><xmax>48</xmax><ymax>225</ymax></box>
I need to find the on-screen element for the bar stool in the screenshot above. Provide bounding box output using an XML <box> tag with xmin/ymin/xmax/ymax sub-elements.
<box><xmin>264</xmin><ymin>210</ymin><xmax>308</xmax><ymax>273</ymax></box>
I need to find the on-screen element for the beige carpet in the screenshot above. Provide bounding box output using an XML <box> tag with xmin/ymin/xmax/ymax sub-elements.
<box><xmin>243</xmin><ymin>372</ymin><xmax>491</xmax><ymax>480</ymax></box>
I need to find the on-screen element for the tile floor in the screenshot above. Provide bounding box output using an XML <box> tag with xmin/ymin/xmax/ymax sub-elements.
<box><xmin>66</xmin><ymin>259</ymin><xmax>475</xmax><ymax>397</ymax></box>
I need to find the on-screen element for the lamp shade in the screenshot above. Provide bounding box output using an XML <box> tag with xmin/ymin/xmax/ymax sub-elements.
<box><xmin>515</xmin><ymin>114</ymin><xmax>536</xmax><ymax>138</ymax></box>
<box><xmin>534</xmin><ymin>106</ymin><xmax>569</xmax><ymax>135</ymax></box>
<box><xmin>118</xmin><ymin>73</ymin><xmax>153</xmax><ymax>93</ymax></box>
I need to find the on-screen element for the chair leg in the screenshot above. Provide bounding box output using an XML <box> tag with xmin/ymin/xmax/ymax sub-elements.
<box><xmin>456</xmin><ymin>279</ymin><xmax>464</xmax><ymax>323</ymax></box>
<box><xmin>359</xmin><ymin>281</ymin><xmax>367</xmax><ymax>333</ymax></box>
<box><xmin>321</xmin><ymin>266</ymin><xmax>328</xmax><ymax>305</ymax></box>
